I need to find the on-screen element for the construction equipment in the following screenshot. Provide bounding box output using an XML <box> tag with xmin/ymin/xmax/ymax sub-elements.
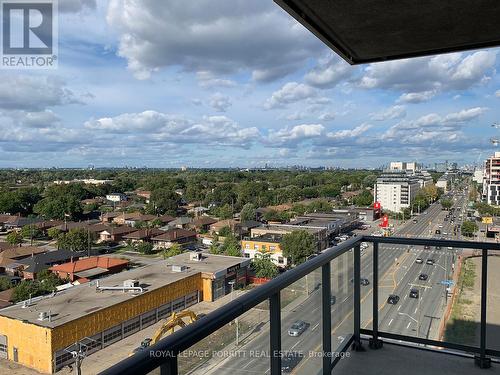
<box><xmin>130</xmin><ymin>310</ymin><xmax>198</xmax><ymax>356</ymax></box>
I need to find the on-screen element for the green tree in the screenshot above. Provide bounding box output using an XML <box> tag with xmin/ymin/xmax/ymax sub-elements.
<box><xmin>0</xmin><ymin>277</ymin><xmax>12</xmax><ymax>292</ymax></box>
<box><xmin>218</xmin><ymin>226</ymin><xmax>232</xmax><ymax>237</ymax></box>
<box><xmin>353</xmin><ymin>190</ymin><xmax>374</xmax><ymax>206</ymax></box>
<box><xmin>219</xmin><ymin>234</ymin><xmax>241</xmax><ymax>257</ymax></box>
<box><xmin>213</xmin><ymin>204</ymin><xmax>233</xmax><ymax>219</ymax></box>
<box><xmin>147</xmin><ymin>188</ymin><xmax>179</xmax><ymax>215</ymax></box>
<box><xmin>20</xmin><ymin>224</ymin><xmax>42</xmax><ymax>240</ymax></box>
<box><xmin>57</xmin><ymin>228</ymin><xmax>93</xmax><ymax>252</ymax></box>
<box><xmin>240</xmin><ymin>203</ymin><xmax>256</xmax><ymax>222</ymax></box>
<box><xmin>12</xmin><ymin>280</ymin><xmax>39</xmax><ymax>303</ymax></box>
<box><xmin>162</xmin><ymin>243</ymin><xmax>183</xmax><ymax>259</ymax></box>
<box><xmin>253</xmin><ymin>253</ymin><xmax>279</xmax><ymax>278</ymax></box>
<box><xmin>6</xmin><ymin>231</ymin><xmax>23</xmax><ymax>246</ymax></box>
<box><xmin>136</xmin><ymin>242</ymin><xmax>154</xmax><ymax>254</ymax></box>
<box><xmin>47</xmin><ymin>227</ymin><xmax>61</xmax><ymax>239</ymax></box>
<box><xmin>281</xmin><ymin>230</ymin><xmax>316</xmax><ymax>265</ymax></box>
<box><xmin>440</xmin><ymin>198</ymin><xmax>453</xmax><ymax>210</ymax></box>
<box><xmin>461</xmin><ymin>220</ymin><xmax>478</xmax><ymax>237</ymax></box>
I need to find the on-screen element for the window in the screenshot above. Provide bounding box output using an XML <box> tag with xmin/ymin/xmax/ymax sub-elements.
<box><xmin>245</xmin><ymin>243</ymin><xmax>250</xmax><ymax>249</ymax></box>
<box><xmin>158</xmin><ymin>303</ymin><xmax>171</xmax><ymax>319</ymax></box>
<box><xmin>261</xmin><ymin>245</ymin><xmax>267</xmax><ymax>251</ymax></box>
<box><xmin>244</xmin><ymin>253</ymin><xmax>250</xmax><ymax>258</ymax></box>
<box><xmin>278</xmin><ymin>257</ymin><xmax>284</xmax><ymax>264</ymax></box>
<box><xmin>186</xmin><ymin>291</ymin><xmax>198</xmax><ymax>307</ymax></box>
<box><xmin>103</xmin><ymin>324</ymin><xmax>122</xmax><ymax>346</ymax></box>
<box><xmin>141</xmin><ymin>311</ymin><xmax>157</xmax><ymax>328</ymax></box>
<box><xmin>172</xmin><ymin>297</ymin><xmax>185</xmax><ymax>312</ymax></box>
<box><xmin>254</xmin><ymin>244</ymin><xmax>259</xmax><ymax>250</ymax></box>
<box><xmin>270</xmin><ymin>246</ymin><xmax>276</xmax><ymax>251</ymax></box>
<box><xmin>123</xmin><ymin>318</ymin><xmax>140</xmax><ymax>337</ymax></box>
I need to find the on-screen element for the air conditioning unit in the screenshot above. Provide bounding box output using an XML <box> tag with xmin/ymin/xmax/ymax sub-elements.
<box><xmin>190</xmin><ymin>252</ymin><xmax>203</xmax><ymax>261</ymax></box>
<box><xmin>172</xmin><ymin>265</ymin><xmax>188</xmax><ymax>272</ymax></box>
<box><xmin>38</xmin><ymin>311</ymin><xmax>50</xmax><ymax>321</ymax></box>
<box><xmin>124</xmin><ymin>279</ymin><xmax>139</xmax><ymax>288</ymax></box>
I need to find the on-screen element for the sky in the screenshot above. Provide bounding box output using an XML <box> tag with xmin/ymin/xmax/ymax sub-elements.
<box><xmin>0</xmin><ymin>0</ymin><xmax>499</xmax><ymax>169</ymax></box>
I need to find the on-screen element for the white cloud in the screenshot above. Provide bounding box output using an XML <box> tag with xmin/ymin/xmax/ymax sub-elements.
<box><xmin>267</xmin><ymin>124</ymin><xmax>325</xmax><ymax>146</ymax></box>
<box><xmin>326</xmin><ymin>123</ymin><xmax>372</xmax><ymax>140</ymax></box>
<box><xmin>318</xmin><ymin>112</ymin><xmax>336</xmax><ymax>122</ymax></box>
<box><xmin>305</xmin><ymin>54</ymin><xmax>353</xmax><ymax>88</ymax></box>
<box><xmin>264</xmin><ymin>82</ymin><xmax>317</xmax><ymax>109</ymax></box>
<box><xmin>107</xmin><ymin>0</ymin><xmax>323</xmax><ymax>80</ymax></box>
<box><xmin>197</xmin><ymin>71</ymin><xmax>236</xmax><ymax>89</ymax></box>
<box><xmin>397</xmin><ymin>90</ymin><xmax>436</xmax><ymax>104</ymax></box>
<box><xmin>371</xmin><ymin>105</ymin><xmax>406</xmax><ymax>121</ymax></box>
<box><xmin>359</xmin><ymin>51</ymin><xmax>496</xmax><ymax>93</ymax></box>
<box><xmin>209</xmin><ymin>93</ymin><xmax>232</xmax><ymax>112</ymax></box>
<box><xmin>59</xmin><ymin>0</ymin><xmax>96</xmax><ymax>13</ymax></box>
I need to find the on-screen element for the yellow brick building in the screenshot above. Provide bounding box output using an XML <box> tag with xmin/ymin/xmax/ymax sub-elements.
<box><xmin>0</xmin><ymin>253</ymin><xmax>249</xmax><ymax>373</ymax></box>
<box><xmin>241</xmin><ymin>235</ymin><xmax>287</xmax><ymax>266</ymax></box>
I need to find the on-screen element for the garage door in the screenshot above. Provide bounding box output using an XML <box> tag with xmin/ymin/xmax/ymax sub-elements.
<box><xmin>0</xmin><ymin>335</ymin><xmax>7</xmax><ymax>359</ymax></box>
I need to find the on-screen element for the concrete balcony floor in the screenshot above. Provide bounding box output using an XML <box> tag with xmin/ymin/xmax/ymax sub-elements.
<box><xmin>333</xmin><ymin>341</ymin><xmax>497</xmax><ymax>375</ymax></box>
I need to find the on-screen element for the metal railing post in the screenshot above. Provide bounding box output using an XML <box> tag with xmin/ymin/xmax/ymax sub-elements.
<box><xmin>160</xmin><ymin>357</ymin><xmax>178</xmax><ymax>375</ymax></box>
<box><xmin>369</xmin><ymin>241</ymin><xmax>383</xmax><ymax>349</ymax></box>
<box><xmin>475</xmin><ymin>249</ymin><xmax>491</xmax><ymax>368</ymax></box>
<box><xmin>269</xmin><ymin>293</ymin><xmax>282</xmax><ymax>374</ymax></box>
<box><xmin>352</xmin><ymin>244</ymin><xmax>364</xmax><ymax>351</ymax></box>
<box><xmin>322</xmin><ymin>263</ymin><xmax>332</xmax><ymax>374</ymax></box>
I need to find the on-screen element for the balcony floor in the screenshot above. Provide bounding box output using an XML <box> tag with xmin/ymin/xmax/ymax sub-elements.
<box><xmin>333</xmin><ymin>341</ymin><xmax>497</xmax><ymax>375</ymax></box>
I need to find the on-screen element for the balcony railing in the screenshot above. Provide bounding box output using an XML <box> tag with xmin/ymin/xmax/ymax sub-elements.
<box><xmin>99</xmin><ymin>235</ymin><xmax>500</xmax><ymax>375</ymax></box>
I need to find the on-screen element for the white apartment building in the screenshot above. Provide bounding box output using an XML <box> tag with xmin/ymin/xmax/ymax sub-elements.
<box><xmin>374</xmin><ymin>170</ymin><xmax>421</xmax><ymax>213</ymax></box>
<box><xmin>389</xmin><ymin>161</ymin><xmax>419</xmax><ymax>174</ymax></box>
<box><xmin>482</xmin><ymin>152</ymin><xmax>500</xmax><ymax>205</ymax></box>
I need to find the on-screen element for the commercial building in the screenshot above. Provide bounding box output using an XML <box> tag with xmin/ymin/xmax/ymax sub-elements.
<box><xmin>374</xmin><ymin>170</ymin><xmax>421</xmax><ymax>213</ymax></box>
<box><xmin>389</xmin><ymin>161</ymin><xmax>419</xmax><ymax>173</ymax></box>
<box><xmin>482</xmin><ymin>152</ymin><xmax>500</xmax><ymax>205</ymax></box>
<box><xmin>241</xmin><ymin>234</ymin><xmax>286</xmax><ymax>266</ymax></box>
<box><xmin>105</xmin><ymin>193</ymin><xmax>128</xmax><ymax>203</ymax></box>
<box><xmin>250</xmin><ymin>224</ymin><xmax>328</xmax><ymax>251</ymax></box>
<box><xmin>0</xmin><ymin>253</ymin><xmax>250</xmax><ymax>373</ymax></box>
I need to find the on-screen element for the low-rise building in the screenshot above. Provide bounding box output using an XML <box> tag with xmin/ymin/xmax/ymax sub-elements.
<box><xmin>123</xmin><ymin>228</ymin><xmax>165</xmax><ymax>244</ymax></box>
<box><xmin>250</xmin><ymin>223</ymin><xmax>327</xmax><ymax>251</ymax></box>
<box><xmin>105</xmin><ymin>193</ymin><xmax>127</xmax><ymax>203</ymax></box>
<box><xmin>98</xmin><ymin>226</ymin><xmax>136</xmax><ymax>242</ymax></box>
<box><xmin>0</xmin><ymin>253</ymin><xmax>249</xmax><ymax>373</ymax></box>
<box><xmin>241</xmin><ymin>234</ymin><xmax>286</xmax><ymax>266</ymax></box>
<box><xmin>49</xmin><ymin>256</ymin><xmax>129</xmax><ymax>282</ymax></box>
<box><xmin>151</xmin><ymin>228</ymin><xmax>197</xmax><ymax>249</ymax></box>
<box><xmin>14</xmin><ymin>250</ymin><xmax>80</xmax><ymax>280</ymax></box>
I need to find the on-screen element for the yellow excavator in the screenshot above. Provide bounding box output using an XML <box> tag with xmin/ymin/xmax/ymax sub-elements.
<box><xmin>130</xmin><ymin>310</ymin><xmax>198</xmax><ymax>356</ymax></box>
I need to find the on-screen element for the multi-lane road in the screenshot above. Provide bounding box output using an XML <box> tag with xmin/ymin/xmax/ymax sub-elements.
<box><xmin>195</xmin><ymin>193</ymin><xmax>467</xmax><ymax>375</ymax></box>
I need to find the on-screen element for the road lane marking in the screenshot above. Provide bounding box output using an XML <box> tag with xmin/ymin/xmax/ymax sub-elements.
<box><xmin>311</xmin><ymin>322</ymin><xmax>320</xmax><ymax>331</ymax></box>
<box><xmin>290</xmin><ymin>339</ymin><xmax>302</xmax><ymax>350</ymax></box>
<box><xmin>414</xmin><ymin>307</ymin><xmax>418</xmax><ymax>314</ymax></box>
<box><xmin>406</xmin><ymin>322</ymin><xmax>411</xmax><ymax>329</ymax></box>
<box><xmin>388</xmin><ymin>318</ymin><xmax>393</xmax><ymax>326</ymax></box>
<box><xmin>398</xmin><ymin>305</ymin><xmax>401</xmax><ymax>311</ymax></box>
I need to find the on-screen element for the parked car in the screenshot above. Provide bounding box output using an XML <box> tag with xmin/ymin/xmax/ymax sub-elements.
<box><xmin>387</xmin><ymin>295</ymin><xmax>400</xmax><ymax>304</ymax></box>
<box><xmin>409</xmin><ymin>289</ymin><xmax>419</xmax><ymax>298</ymax></box>
<box><xmin>419</xmin><ymin>273</ymin><xmax>428</xmax><ymax>281</ymax></box>
<box><xmin>288</xmin><ymin>320</ymin><xmax>308</xmax><ymax>337</ymax></box>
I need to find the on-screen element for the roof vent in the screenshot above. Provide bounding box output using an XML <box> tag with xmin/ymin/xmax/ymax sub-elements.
<box><xmin>38</xmin><ymin>311</ymin><xmax>51</xmax><ymax>321</ymax></box>
<box><xmin>123</xmin><ymin>279</ymin><xmax>139</xmax><ymax>288</ymax></box>
<box><xmin>190</xmin><ymin>252</ymin><xmax>203</xmax><ymax>261</ymax></box>
<box><xmin>172</xmin><ymin>265</ymin><xmax>188</xmax><ymax>272</ymax></box>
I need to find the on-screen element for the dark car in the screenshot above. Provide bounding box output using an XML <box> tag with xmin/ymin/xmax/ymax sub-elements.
<box><xmin>387</xmin><ymin>295</ymin><xmax>400</xmax><ymax>304</ymax></box>
<box><xmin>360</xmin><ymin>278</ymin><xmax>370</xmax><ymax>286</ymax></box>
<box><xmin>409</xmin><ymin>289</ymin><xmax>419</xmax><ymax>298</ymax></box>
<box><xmin>419</xmin><ymin>273</ymin><xmax>428</xmax><ymax>281</ymax></box>
<box><xmin>281</xmin><ymin>351</ymin><xmax>304</xmax><ymax>373</ymax></box>
<box><xmin>426</xmin><ymin>259</ymin><xmax>435</xmax><ymax>265</ymax></box>
<box><xmin>412</xmin><ymin>219</ymin><xmax>418</xmax><ymax>223</ymax></box>
<box><xmin>330</xmin><ymin>295</ymin><xmax>337</xmax><ymax>305</ymax></box>
<box><xmin>435</xmin><ymin>229</ymin><xmax>441</xmax><ymax>234</ymax></box>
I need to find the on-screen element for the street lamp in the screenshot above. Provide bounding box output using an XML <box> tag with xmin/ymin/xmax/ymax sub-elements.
<box><xmin>228</xmin><ymin>280</ymin><xmax>239</xmax><ymax>345</ymax></box>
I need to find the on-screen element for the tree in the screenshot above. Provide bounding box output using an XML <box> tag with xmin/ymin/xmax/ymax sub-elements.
<box><xmin>57</xmin><ymin>228</ymin><xmax>94</xmax><ymax>252</ymax></box>
<box><xmin>441</xmin><ymin>198</ymin><xmax>453</xmax><ymax>210</ymax></box>
<box><xmin>6</xmin><ymin>231</ymin><xmax>23</xmax><ymax>246</ymax></box>
<box><xmin>218</xmin><ymin>226</ymin><xmax>232</xmax><ymax>237</ymax></box>
<box><xmin>162</xmin><ymin>243</ymin><xmax>183</xmax><ymax>259</ymax></box>
<box><xmin>20</xmin><ymin>224</ymin><xmax>42</xmax><ymax>240</ymax></box>
<box><xmin>136</xmin><ymin>242</ymin><xmax>154</xmax><ymax>254</ymax></box>
<box><xmin>0</xmin><ymin>277</ymin><xmax>12</xmax><ymax>292</ymax></box>
<box><xmin>219</xmin><ymin>234</ymin><xmax>241</xmax><ymax>257</ymax></box>
<box><xmin>281</xmin><ymin>230</ymin><xmax>316</xmax><ymax>265</ymax></box>
<box><xmin>213</xmin><ymin>204</ymin><xmax>233</xmax><ymax>219</ymax></box>
<box><xmin>147</xmin><ymin>188</ymin><xmax>179</xmax><ymax>215</ymax></box>
<box><xmin>240</xmin><ymin>203</ymin><xmax>256</xmax><ymax>222</ymax></box>
<box><xmin>253</xmin><ymin>253</ymin><xmax>279</xmax><ymax>278</ymax></box>
<box><xmin>461</xmin><ymin>220</ymin><xmax>478</xmax><ymax>237</ymax></box>
<box><xmin>352</xmin><ymin>190</ymin><xmax>374</xmax><ymax>207</ymax></box>
<box><xmin>47</xmin><ymin>227</ymin><xmax>61</xmax><ymax>239</ymax></box>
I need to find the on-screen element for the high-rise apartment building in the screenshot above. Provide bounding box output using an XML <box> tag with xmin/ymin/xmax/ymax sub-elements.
<box><xmin>482</xmin><ymin>152</ymin><xmax>500</xmax><ymax>205</ymax></box>
<box><xmin>374</xmin><ymin>170</ymin><xmax>421</xmax><ymax>213</ymax></box>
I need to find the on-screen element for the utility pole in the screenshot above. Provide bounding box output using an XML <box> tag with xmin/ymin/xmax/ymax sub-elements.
<box><xmin>229</xmin><ymin>281</ymin><xmax>239</xmax><ymax>345</ymax></box>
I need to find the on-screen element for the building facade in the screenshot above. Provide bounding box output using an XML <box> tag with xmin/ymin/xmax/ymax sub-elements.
<box><xmin>482</xmin><ymin>152</ymin><xmax>500</xmax><ymax>205</ymax></box>
<box><xmin>374</xmin><ymin>170</ymin><xmax>420</xmax><ymax>213</ymax></box>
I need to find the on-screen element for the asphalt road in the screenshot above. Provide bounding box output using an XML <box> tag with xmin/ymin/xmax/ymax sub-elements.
<box><xmin>198</xmin><ymin>194</ymin><xmax>466</xmax><ymax>375</ymax></box>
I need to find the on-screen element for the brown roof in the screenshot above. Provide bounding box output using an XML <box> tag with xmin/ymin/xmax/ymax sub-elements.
<box><xmin>34</xmin><ymin>220</ymin><xmax>64</xmax><ymax>230</ymax></box>
<box><xmin>0</xmin><ymin>242</ymin><xmax>14</xmax><ymax>252</ymax></box>
<box><xmin>128</xmin><ymin>214</ymin><xmax>157</xmax><ymax>222</ymax></box>
<box><xmin>99</xmin><ymin>225</ymin><xmax>136</xmax><ymax>235</ymax></box>
<box><xmin>158</xmin><ymin>214</ymin><xmax>175</xmax><ymax>223</ymax></box>
<box><xmin>0</xmin><ymin>256</ymin><xmax>15</xmax><ymax>267</ymax></box>
<box><xmin>49</xmin><ymin>256</ymin><xmax>129</xmax><ymax>274</ymax></box>
<box><xmin>192</xmin><ymin>216</ymin><xmax>218</xmax><ymax>227</ymax></box>
<box><xmin>152</xmin><ymin>228</ymin><xmax>197</xmax><ymax>242</ymax></box>
<box><xmin>101</xmin><ymin>212</ymin><xmax>122</xmax><ymax>219</ymax></box>
<box><xmin>87</xmin><ymin>223</ymin><xmax>111</xmax><ymax>233</ymax></box>
<box><xmin>123</xmin><ymin>228</ymin><xmax>165</xmax><ymax>240</ymax></box>
<box><xmin>210</xmin><ymin>219</ymin><xmax>238</xmax><ymax>231</ymax></box>
<box><xmin>0</xmin><ymin>288</ymin><xmax>14</xmax><ymax>302</ymax></box>
<box><xmin>1</xmin><ymin>246</ymin><xmax>47</xmax><ymax>259</ymax></box>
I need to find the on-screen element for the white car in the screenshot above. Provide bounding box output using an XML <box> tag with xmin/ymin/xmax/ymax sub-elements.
<box><xmin>438</xmin><ymin>224</ymin><xmax>443</xmax><ymax>228</ymax></box>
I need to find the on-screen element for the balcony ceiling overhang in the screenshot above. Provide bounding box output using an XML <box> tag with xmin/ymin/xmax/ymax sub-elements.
<box><xmin>274</xmin><ymin>0</ymin><xmax>500</xmax><ymax>64</ymax></box>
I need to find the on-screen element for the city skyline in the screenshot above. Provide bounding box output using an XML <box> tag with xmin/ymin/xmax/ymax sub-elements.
<box><xmin>0</xmin><ymin>0</ymin><xmax>499</xmax><ymax>168</ymax></box>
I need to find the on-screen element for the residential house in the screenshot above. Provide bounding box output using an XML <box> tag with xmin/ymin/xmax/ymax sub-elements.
<box><xmin>1</xmin><ymin>216</ymin><xmax>43</xmax><ymax>230</ymax></box>
<box><xmin>0</xmin><ymin>247</ymin><xmax>48</xmax><ymax>275</ymax></box>
<box><xmin>100</xmin><ymin>211</ymin><xmax>122</xmax><ymax>224</ymax></box>
<box><xmin>167</xmin><ymin>216</ymin><xmax>193</xmax><ymax>229</ymax></box>
<box><xmin>49</xmin><ymin>256</ymin><xmax>129</xmax><ymax>282</ymax></box>
<box><xmin>123</xmin><ymin>228</ymin><xmax>165</xmax><ymax>244</ymax></box>
<box><xmin>106</xmin><ymin>193</ymin><xmax>127</xmax><ymax>203</ymax></box>
<box><xmin>157</xmin><ymin>214</ymin><xmax>175</xmax><ymax>225</ymax></box>
<box><xmin>0</xmin><ymin>288</ymin><xmax>14</xmax><ymax>309</ymax></box>
<box><xmin>235</xmin><ymin>220</ymin><xmax>262</xmax><ymax>238</ymax></box>
<box><xmin>210</xmin><ymin>219</ymin><xmax>238</xmax><ymax>235</ymax></box>
<box><xmin>188</xmin><ymin>206</ymin><xmax>209</xmax><ymax>217</ymax></box>
<box><xmin>124</xmin><ymin>214</ymin><xmax>158</xmax><ymax>227</ymax></box>
<box><xmin>191</xmin><ymin>216</ymin><xmax>218</xmax><ymax>232</ymax></box>
<box><xmin>135</xmin><ymin>190</ymin><xmax>151</xmax><ymax>203</ymax></box>
<box><xmin>34</xmin><ymin>220</ymin><xmax>64</xmax><ymax>235</ymax></box>
<box><xmin>98</xmin><ymin>226</ymin><xmax>136</xmax><ymax>243</ymax></box>
<box><xmin>15</xmin><ymin>249</ymin><xmax>80</xmax><ymax>280</ymax></box>
<box><xmin>151</xmin><ymin>228</ymin><xmax>197</xmax><ymax>249</ymax></box>
<box><xmin>0</xmin><ymin>242</ymin><xmax>14</xmax><ymax>252</ymax></box>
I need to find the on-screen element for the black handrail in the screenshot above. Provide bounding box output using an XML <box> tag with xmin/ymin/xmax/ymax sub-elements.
<box><xmin>99</xmin><ymin>235</ymin><xmax>499</xmax><ymax>375</ymax></box>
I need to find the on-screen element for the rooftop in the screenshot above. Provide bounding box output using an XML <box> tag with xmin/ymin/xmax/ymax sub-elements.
<box><xmin>0</xmin><ymin>253</ymin><xmax>250</xmax><ymax>328</ymax></box>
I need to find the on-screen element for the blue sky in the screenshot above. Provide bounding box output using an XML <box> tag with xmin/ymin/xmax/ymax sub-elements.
<box><xmin>0</xmin><ymin>0</ymin><xmax>499</xmax><ymax>168</ymax></box>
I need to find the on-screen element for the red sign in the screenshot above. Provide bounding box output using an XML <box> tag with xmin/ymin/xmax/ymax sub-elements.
<box><xmin>373</xmin><ymin>202</ymin><xmax>381</xmax><ymax>210</ymax></box>
<box><xmin>379</xmin><ymin>215</ymin><xmax>389</xmax><ymax>228</ymax></box>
